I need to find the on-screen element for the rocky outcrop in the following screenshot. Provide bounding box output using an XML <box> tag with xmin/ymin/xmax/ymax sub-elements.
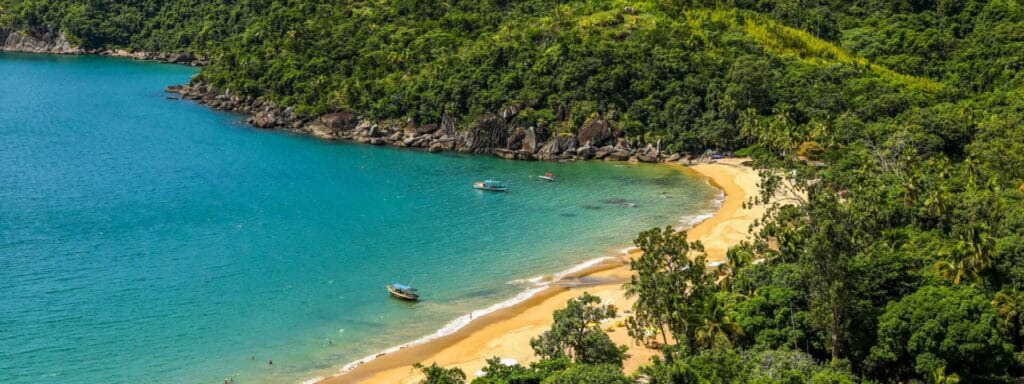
<box><xmin>166</xmin><ymin>80</ymin><xmax>686</xmax><ymax>164</ymax></box>
<box><xmin>462</xmin><ymin>114</ymin><xmax>509</xmax><ymax>154</ymax></box>
<box><xmin>0</xmin><ymin>27</ymin><xmax>206</xmax><ymax>65</ymax></box>
<box><xmin>321</xmin><ymin>111</ymin><xmax>359</xmax><ymax>131</ymax></box>
<box><xmin>0</xmin><ymin>28</ymin><xmax>82</xmax><ymax>54</ymax></box>
<box><xmin>537</xmin><ymin>136</ymin><xmax>580</xmax><ymax>160</ymax></box>
<box><xmin>101</xmin><ymin>49</ymin><xmax>207</xmax><ymax>66</ymax></box>
<box><xmin>576</xmin><ymin>118</ymin><xmax>616</xmax><ymax>147</ymax></box>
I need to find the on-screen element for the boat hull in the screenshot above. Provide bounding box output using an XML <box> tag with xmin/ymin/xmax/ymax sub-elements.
<box><xmin>473</xmin><ymin>182</ymin><xmax>508</xmax><ymax>192</ymax></box>
<box><xmin>387</xmin><ymin>285</ymin><xmax>419</xmax><ymax>301</ymax></box>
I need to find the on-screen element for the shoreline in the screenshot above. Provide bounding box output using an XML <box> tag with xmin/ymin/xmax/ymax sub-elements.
<box><xmin>316</xmin><ymin>158</ymin><xmax>763</xmax><ymax>384</ymax></box>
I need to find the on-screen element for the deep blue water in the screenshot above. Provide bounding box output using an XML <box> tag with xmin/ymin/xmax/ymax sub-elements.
<box><xmin>0</xmin><ymin>53</ymin><xmax>719</xmax><ymax>384</ymax></box>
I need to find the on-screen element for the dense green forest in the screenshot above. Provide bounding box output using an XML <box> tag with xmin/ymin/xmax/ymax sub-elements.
<box><xmin>4</xmin><ymin>0</ymin><xmax>1024</xmax><ymax>382</ymax></box>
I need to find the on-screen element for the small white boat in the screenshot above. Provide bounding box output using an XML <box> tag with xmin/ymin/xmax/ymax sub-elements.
<box><xmin>539</xmin><ymin>172</ymin><xmax>557</xmax><ymax>182</ymax></box>
<box><xmin>474</xmin><ymin>180</ymin><xmax>509</xmax><ymax>192</ymax></box>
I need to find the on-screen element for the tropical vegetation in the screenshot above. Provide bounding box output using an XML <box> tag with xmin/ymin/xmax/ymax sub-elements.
<box><xmin>4</xmin><ymin>0</ymin><xmax>1024</xmax><ymax>382</ymax></box>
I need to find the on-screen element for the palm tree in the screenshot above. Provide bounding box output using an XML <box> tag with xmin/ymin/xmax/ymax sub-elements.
<box><xmin>695</xmin><ymin>294</ymin><xmax>744</xmax><ymax>350</ymax></box>
<box><xmin>934</xmin><ymin>225</ymin><xmax>996</xmax><ymax>285</ymax></box>
<box><xmin>717</xmin><ymin>246</ymin><xmax>753</xmax><ymax>291</ymax></box>
<box><xmin>992</xmin><ymin>289</ymin><xmax>1023</xmax><ymax>345</ymax></box>
<box><xmin>958</xmin><ymin>225</ymin><xmax>996</xmax><ymax>271</ymax></box>
<box><xmin>933</xmin><ymin>258</ymin><xmax>979</xmax><ymax>286</ymax></box>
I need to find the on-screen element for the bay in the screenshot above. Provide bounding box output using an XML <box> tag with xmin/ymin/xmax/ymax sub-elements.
<box><xmin>0</xmin><ymin>53</ymin><xmax>719</xmax><ymax>384</ymax></box>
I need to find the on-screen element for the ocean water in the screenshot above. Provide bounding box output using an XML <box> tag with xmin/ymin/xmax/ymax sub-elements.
<box><xmin>0</xmin><ymin>53</ymin><xmax>720</xmax><ymax>384</ymax></box>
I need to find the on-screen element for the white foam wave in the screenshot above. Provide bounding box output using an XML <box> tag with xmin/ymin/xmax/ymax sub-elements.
<box><xmin>678</xmin><ymin>188</ymin><xmax>725</xmax><ymax>230</ymax></box>
<box><xmin>338</xmin><ymin>285</ymin><xmax>548</xmax><ymax>374</ymax></box>
<box><xmin>506</xmin><ymin>274</ymin><xmax>547</xmax><ymax>285</ymax></box>
<box><xmin>551</xmin><ymin>256</ymin><xmax>618</xmax><ymax>282</ymax></box>
<box><xmin>678</xmin><ymin>212</ymin><xmax>715</xmax><ymax>229</ymax></box>
<box><xmin>336</xmin><ymin>255</ymin><xmax>621</xmax><ymax>376</ymax></box>
<box><xmin>298</xmin><ymin>376</ymin><xmax>324</xmax><ymax>384</ymax></box>
<box><xmin>618</xmin><ymin>246</ymin><xmax>639</xmax><ymax>255</ymax></box>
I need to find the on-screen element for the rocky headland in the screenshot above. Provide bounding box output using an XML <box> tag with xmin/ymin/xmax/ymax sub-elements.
<box><xmin>2</xmin><ymin>26</ymin><xmax>681</xmax><ymax>162</ymax></box>
<box><xmin>167</xmin><ymin>81</ymin><xmax>685</xmax><ymax>163</ymax></box>
<box><xmin>0</xmin><ymin>27</ymin><xmax>206</xmax><ymax>66</ymax></box>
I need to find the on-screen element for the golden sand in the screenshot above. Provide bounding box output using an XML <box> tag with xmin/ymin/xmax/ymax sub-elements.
<box><xmin>319</xmin><ymin>158</ymin><xmax>765</xmax><ymax>384</ymax></box>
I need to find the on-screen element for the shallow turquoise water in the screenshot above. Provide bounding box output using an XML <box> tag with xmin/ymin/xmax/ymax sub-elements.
<box><xmin>0</xmin><ymin>53</ymin><xmax>719</xmax><ymax>384</ymax></box>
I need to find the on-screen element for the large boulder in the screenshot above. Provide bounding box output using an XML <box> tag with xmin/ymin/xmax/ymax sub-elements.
<box><xmin>576</xmin><ymin>118</ymin><xmax>615</xmax><ymax>147</ymax></box>
<box><xmin>417</xmin><ymin>123</ymin><xmax>439</xmax><ymax>135</ymax></box>
<box><xmin>507</xmin><ymin>129</ymin><xmax>527</xmax><ymax>150</ymax></box>
<box><xmin>606</xmin><ymin>150</ymin><xmax>631</xmax><ymax>161</ymax></box>
<box><xmin>440</xmin><ymin>113</ymin><xmax>458</xmax><ymax>136</ymax></box>
<box><xmin>538</xmin><ymin>135</ymin><xmax>580</xmax><ymax>157</ymax></box>
<box><xmin>167</xmin><ymin>53</ymin><xmax>196</xmax><ymax>64</ymax></box>
<box><xmin>577</xmin><ymin>145</ymin><xmax>597</xmax><ymax>160</ymax></box>
<box><xmin>248</xmin><ymin>110</ymin><xmax>279</xmax><ymax>129</ymax></box>
<box><xmin>1</xmin><ymin>28</ymin><xmax>82</xmax><ymax>54</ymax></box>
<box><xmin>321</xmin><ymin>111</ymin><xmax>358</xmax><ymax>130</ymax></box>
<box><xmin>308</xmin><ymin>122</ymin><xmax>336</xmax><ymax>139</ymax></box>
<box><xmin>614</xmin><ymin>137</ymin><xmax>633</xmax><ymax>151</ymax></box>
<box><xmin>461</xmin><ymin>113</ymin><xmax>509</xmax><ymax>154</ymax></box>
<box><xmin>523</xmin><ymin>127</ymin><xmax>542</xmax><ymax>153</ymax></box>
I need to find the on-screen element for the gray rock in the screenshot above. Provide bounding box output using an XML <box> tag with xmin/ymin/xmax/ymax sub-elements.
<box><xmin>308</xmin><ymin>122</ymin><xmax>336</xmax><ymax>139</ymax></box>
<box><xmin>417</xmin><ymin>123</ymin><xmax>439</xmax><ymax>135</ymax></box>
<box><xmin>637</xmin><ymin>154</ymin><xmax>659</xmax><ymax>163</ymax></box>
<box><xmin>506</xmin><ymin>129</ymin><xmax>527</xmax><ymax>150</ymax></box>
<box><xmin>494</xmin><ymin>148</ymin><xmax>517</xmax><ymax>160</ymax></box>
<box><xmin>249</xmin><ymin>111</ymin><xmax>278</xmax><ymax>129</ymax></box>
<box><xmin>321</xmin><ymin>111</ymin><xmax>358</xmax><ymax>131</ymax></box>
<box><xmin>461</xmin><ymin>113</ymin><xmax>508</xmax><ymax>154</ymax></box>
<box><xmin>523</xmin><ymin>127</ymin><xmax>540</xmax><ymax>153</ymax></box>
<box><xmin>1</xmin><ymin>28</ymin><xmax>82</xmax><ymax>54</ymax></box>
<box><xmin>614</xmin><ymin>138</ymin><xmax>632</xmax><ymax>151</ymax></box>
<box><xmin>538</xmin><ymin>136</ymin><xmax>579</xmax><ymax>156</ymax></box>
<box><xmin>576</xmin><ymin>118</ymin><xmax>614</xmax><ymax>147</ymax></box>
<box><xmin>167</xmin><ymin>53</ymin><xmax>196</xmax><ymax>64</ymax></box>
<box><xmin>606</xmin><ymin>150</ymin><xmax>631</xmax><ymax>161</ymax></box>
<box><xmin>577</xmin><ymin>145</ymin><xmax>597</xmax><ymax>160</ymax></box>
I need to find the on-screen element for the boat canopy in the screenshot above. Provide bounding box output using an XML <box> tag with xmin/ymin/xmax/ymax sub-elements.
<box><xmin>392</xmin><ymin>283</ymin><xmax>417</xmax><ymax>291</ymax></box>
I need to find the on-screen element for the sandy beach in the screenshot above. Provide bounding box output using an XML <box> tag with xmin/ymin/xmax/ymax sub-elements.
<box><xmin>319</xmin><ymin>157</ymin><xmax>765</xmax><ymax>384</ymax></box>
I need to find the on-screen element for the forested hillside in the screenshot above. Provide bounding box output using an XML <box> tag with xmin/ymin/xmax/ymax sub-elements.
<box><xmin>4</xmin><ymin>1</ymin><xmax>1024</xmax><ymax>382</ymax></box>
<box><xmin>5</xmin><ymin>0</ymin><xmax>1016</xmax><ymax>151</ymax></box>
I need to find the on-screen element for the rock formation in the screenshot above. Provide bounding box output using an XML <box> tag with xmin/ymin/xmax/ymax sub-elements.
<box><xmin>0</xmin><ymin>28</ymin><xmax>82</xmax><ymax>54</ymax></box>
<box><xmin>166</xmin><ymin>80</ymin><xmax>679</xmax><ymax>164</ymax></box>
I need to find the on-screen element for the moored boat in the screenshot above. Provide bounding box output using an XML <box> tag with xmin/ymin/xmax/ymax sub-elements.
<box><xmin>387</xmin><ymin>283</ymin><xmax>419</xmax><ymax>301</ymax></box>
<box><xmin>473</xmin><ymin>180</ymin><xmax>509</xmax><ymax>191</ymax></box>
<box><xmin>539</xmin><ymin>172</ymin><xmax>557</xmax><ymax>182</ymax></box>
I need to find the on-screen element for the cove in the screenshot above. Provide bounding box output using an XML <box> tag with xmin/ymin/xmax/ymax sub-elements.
<box><xmin>0</xmin><ymin>53</ymin><xmax>719</xmax><ymax>384</ymax></box>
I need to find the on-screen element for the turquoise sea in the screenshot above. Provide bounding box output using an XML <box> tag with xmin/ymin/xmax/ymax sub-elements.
<box><xmin>0</xmin><ymin>53</ymin><xmax>719</xmax><ymax>384</ymax></box>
